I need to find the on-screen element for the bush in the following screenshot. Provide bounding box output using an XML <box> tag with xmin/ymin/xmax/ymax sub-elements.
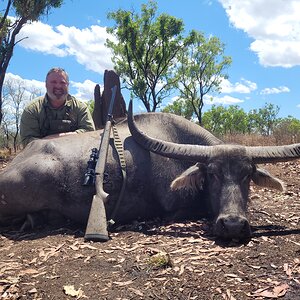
<box><xmin>273</xmin><ymin>117</ymin><xmax>300</xmax><ymax>145</ymax></box>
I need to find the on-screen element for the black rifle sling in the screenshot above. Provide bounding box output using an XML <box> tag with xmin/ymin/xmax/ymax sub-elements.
<box><xmin>108</xmin><ymin>124</ymin><xmax>127</xmax><ymax>226</ymax></box>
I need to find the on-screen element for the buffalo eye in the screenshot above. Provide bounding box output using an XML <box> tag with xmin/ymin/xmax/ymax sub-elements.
<box><xmin>240</xmin><ymin>166</ymin><xmax>253</xmax><ymax>182</ymax></box>
<box><xmin>207</xmin><ymin>164</ymin><xmax>221</xmax><ymax>182</ymax></box>
<box><xmin>208</xmin><ymin>172</ymin><xmax>220</xmax><ymax>182</ymax></box>
<box><xmin>241</xmin><ymin>174</ymin><xmax>251</xmax><ymax>182</ymax></box>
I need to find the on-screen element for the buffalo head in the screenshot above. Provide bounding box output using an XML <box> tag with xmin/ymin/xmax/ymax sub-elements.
<box><xmin>128</xmin><ymin>100</ymin><xmax>300</xmax><ymax>240</ymax></box>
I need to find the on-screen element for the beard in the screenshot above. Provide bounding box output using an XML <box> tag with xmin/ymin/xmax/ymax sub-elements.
<box><xmin>48</xmin><ymin>88</ymin><xmax>68</xmax><ymax>101</ymax></box>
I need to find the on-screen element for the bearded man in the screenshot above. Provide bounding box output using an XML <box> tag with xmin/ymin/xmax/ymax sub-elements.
<box><xmin>20</xmin><ymin>67</ymin><xmax>95</xmax><ymax>147</ymax></box>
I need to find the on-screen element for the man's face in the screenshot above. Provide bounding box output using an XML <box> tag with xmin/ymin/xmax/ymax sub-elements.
<box><xmin>46</xmin><ymin>71</ymin><xmax>69</xmax><ymax>102</ymax></box>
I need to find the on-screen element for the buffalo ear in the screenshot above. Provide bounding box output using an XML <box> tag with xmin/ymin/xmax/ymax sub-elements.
<box><xmin>251</xmin><ymin>167</ymin><xmax>285</xmax><ymax>191</ymax></box>
<box><xmin>170</xmin><ymin>163</ymin><xmax>206</xmax><ymax>192</ymax></box>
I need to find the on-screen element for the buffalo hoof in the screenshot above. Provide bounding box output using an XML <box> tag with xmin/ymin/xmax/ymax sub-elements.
<box><xmin>19</xmin><ymin>211</ymin><xmax>67</xmax><ymax>231</ymax></box>
<box><xmin>20</xmin><ymin>213</ymin><xmax>36</xmax><ymax>231</ymax></box>
<box><xmin>214</xmin><ymin>215</ymin><xmax>251</xmax><ymax>240</ymax></box>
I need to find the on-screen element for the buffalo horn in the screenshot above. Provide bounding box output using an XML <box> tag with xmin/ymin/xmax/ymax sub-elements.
<box><xmin>247</xmin><ymin>144</ymin><xmax>300</xmax><ymax>164</ymax></box>
<box><xmin>128</xmin><ymin>100</ymin><xmax>212</xmax><ymax>162</ymax></box>
<box><xmin>128</xmin><ymin>100</ymin><xmax>300</xmax><ymax>164</ymax></box>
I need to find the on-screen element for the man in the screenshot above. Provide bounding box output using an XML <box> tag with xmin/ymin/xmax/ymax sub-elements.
<box><xmin>20</xmin><ymin>67</ymin><xmax>95</xmax><ymax>147</ymax></box>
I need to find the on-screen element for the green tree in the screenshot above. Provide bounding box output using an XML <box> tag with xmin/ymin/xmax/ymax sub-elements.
<box><xmin>198</xmin><ymin>102</ymin><xmax>283</xmax><ymax>137</ymax></box>
<box><xmin>86</xmin><ymin>99</ymin><xmax>94</xmax><ymax>114</ymax></box>
<box><xmin>176</xmin><ymin>30</ymin><xmax>232</xmax><ymax>125</ymax></box>
<box><xmin>246</xmin><ymin>110</ymin><xmax>259</xmax><ymax>134</ymax></box>
<box><xmin>162</xmin><ymin>97</ymin><xmax>194</xmax><ymax>120</ymax></box>
<box><xmin>274</xmin><ymin>116</ymin><xmax>300</xmax><ymax>144</ymax></box>
<box><xmin>202</xmin><ymin>105</ymin><xmax>248</xmax><ymax>135</ymax></box>
<box><xmin>249</xmin><ymin>103</ymin><xmax>280</xmax><ymax>136</ymax></box>
<box><xmin>0</xmin><ymin>0</ymin><xmax>63</xmax><ymax>125</ymax></box>
<box><xmin>106</xmin><ymin>0</ymin><xmax>185</xmax><ymax>112</ymax></box>
<box><xmin>225</xmin><ymin>105</ymin><xmax>248</xmax><ymax>134</ymax></box>
<box><xmin>202</xmin><ymin>105</ymin><xmax>227</xmax><ymax>135</ymax></box>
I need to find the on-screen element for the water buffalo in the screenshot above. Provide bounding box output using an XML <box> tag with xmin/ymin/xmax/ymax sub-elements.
<box><xmin>0</xmin><ymin>101</ymin><xmax>299</xmax><ymax>240</ymax></box>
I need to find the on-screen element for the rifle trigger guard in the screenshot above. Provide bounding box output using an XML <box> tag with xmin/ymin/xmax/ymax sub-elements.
<box><xmin>93</xmin><ymin>172</ymin><xmax>109</xmax><ymax>184</ymax></box>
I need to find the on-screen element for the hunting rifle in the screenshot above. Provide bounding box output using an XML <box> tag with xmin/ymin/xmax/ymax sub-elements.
<box><xmin>84</xmin><ymin>85</ymin><xmax>117</xmax><ymax>242</ymax></box>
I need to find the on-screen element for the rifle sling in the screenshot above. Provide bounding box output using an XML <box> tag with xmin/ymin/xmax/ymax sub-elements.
<box><xmin>108</xmin><ymin>124</ymin><xmax>127</xmax><ymax>226</ymax></box>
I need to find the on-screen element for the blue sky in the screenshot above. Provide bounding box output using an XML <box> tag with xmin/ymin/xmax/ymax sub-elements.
<box><xmin>3</xmin><ymin>0</ymin><xmax>300</xmax><ymax>118</ymax></box>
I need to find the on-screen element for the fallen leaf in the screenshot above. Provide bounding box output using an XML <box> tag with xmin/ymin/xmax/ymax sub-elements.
<box><xmin>29</xmin><ymin>258</ymin><xmax>37</xmax><ymax>264</ymax></box>
<box><xmin>32</xmin><ymin>271</ymin><xmax>47</xmax><ymax>278</ymax></box>
<box><xmin>129</xmin><ymin>287</ymin><xmax>143</xmax><ymax>296</ymax></box>
<box><xmin>124</xmin><ymin>245</ymin><xmax>139</xmax><ymax>252</ymax></box>
<box><xmin>250</xmin><ymin>283</ymin><xmax>289</xmax><ymax>298</ymax></box>
<box><xmin>270</xmin><ymin>264</ymin><xmax>278</xmax><ymax>269</ymax></box>
<box><xmin>69</xmin><ymin>245</ymin><xmax>79</xmax><ymax>251</ymax></box>
<box><xmin>283</xmin><ymin>263</ymin><xmax>292</xmax><ymax>277</ymax></box>
<box><xmin>84</xmin><ymin>256</ymin><xmax>93</xmax><ymax>263</ymax></box>
<box><xmin>113</xmin><ymin>280</ymin><xmax>133</xmax><ymax>286</ymax></box>
<box><xmin>223</xmin><ymin>289</ymin><xmax>237</xmax><ymax>300</ymax></box>
<box><xmin>19</xmin><ymin>268</ymin><xmax>39</xmax><ymax>276</ymax></box>
<box><xmin>103</xmin><ymin>249</ymin><xmax>114</xmax><ymax>254</ymax></box>
<box><xmin>178</xmin><ymin>264</ymin><xmax>185</xmax><ymax>276</ymax></box>
<box><xmin>153</xmin><ymin>277</ymin><xmax>168</xmax><ymax>281</ymax></box>
<box><xmin>79</xmin><ymin>244</ymin><xmax>98</xmax><ymax>250</ymax></box>
<box><xmin>273</xmin><ymin>283</ymin><xmax>289</xmax><ymax>297</ymax></box>
<box><xmin>40</xmin><ymin>243</ymin><xmax>65</xmax><ymax>261</ymax></box>
<box><xmin>248</xmin><ymin>265</ymin><xmax>261</xmax><ymax>270</ymax></box>
<box><xmin>224</xmin><ymin>274</ymin><xmax>239</xmax><ymax>278</ymax></box>
<box><xmin>63</xmin><ymin>285</ymin><xmax>83</xmax><ymax>297</ymax></box>
<box><xmin>28</xmin><ymin>288</ymin><xmax>37</xmax><ymax>294</ymax></box>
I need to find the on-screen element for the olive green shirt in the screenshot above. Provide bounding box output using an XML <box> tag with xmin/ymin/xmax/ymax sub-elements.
<box><xmin>20</xmin><ymin>94</ymin><xmax>95</xmax><ymax>147</ymax></box>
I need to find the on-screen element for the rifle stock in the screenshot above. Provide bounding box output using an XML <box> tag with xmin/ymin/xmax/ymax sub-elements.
<box><xmin>84</xmin><ymin>85</ymin><xmax>117</xmax><ymax>241</ymax></box>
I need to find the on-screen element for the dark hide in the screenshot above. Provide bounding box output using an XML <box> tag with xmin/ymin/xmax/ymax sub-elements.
<box><xmin>0</xmin><ymin>113</ymin><xmax>284</xmax><ymax>240</ymax></box>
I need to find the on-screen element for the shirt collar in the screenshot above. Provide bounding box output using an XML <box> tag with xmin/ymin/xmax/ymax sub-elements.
<box><xmin>45</xmin><ymin>94</ymin><xmax>72</xmax><ymax>109</ymax></box>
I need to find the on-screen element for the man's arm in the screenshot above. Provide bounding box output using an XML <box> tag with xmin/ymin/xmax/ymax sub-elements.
<box><xmin>20</xmin><ymin>109</ymin><xmax>42</xmax><ymax>147</ymax></box>
<box><xmin>75</xmin><ymin>103</ymin><xmax>96</xmax><ymax>133</ymax></box>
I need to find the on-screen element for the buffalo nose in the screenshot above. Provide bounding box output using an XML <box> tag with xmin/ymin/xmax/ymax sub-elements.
<box><xmin>215</xmin><ymin>215</ymin><xmax>251</xmax><ymax>240</ymax></box>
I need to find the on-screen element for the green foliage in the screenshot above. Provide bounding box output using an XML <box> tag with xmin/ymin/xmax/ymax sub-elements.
<box><xmin>13</xmin><ymin>0</ymin><xmax>63</xmax><ymax>21</ymax></box>
<box><xmin>273</xmin><ymin>116</ymin><xmax>300</xmax><ymax>144</ymax></box>
<box><xmin>202</xmin><ymin>103</ymin><xmax>282</xmax><ymax>137</ymax></box>
<box><xmin>86</xmin><ymin>99</ymin><xmax>94</xmax><ymax>114</ymax></box>
<box><xmin>202</xmin><ymin>105</ymin><xmax>226</xmax><ymax>134</ymax></box>
<box><xmin>0</xmin><ymin>0</ymin><xmax>63</xmax><ymax>126</ymax></box>
<box><xmin>176</xmin><ymin>30</ymin><xmax>232</xmax><ymax>125</ymax></box>
<box><xmin>202</xmin><ymin>105</ymin><xmax>248</xmax><ymax>135</ymax></box>
<box><xmin>106</xmin><ymin>0</ymin><xmax>185</xmax><ymax>112</ymax></box>
<box><xmin>162</xmin><ymin>98</ymin><xmax>194</xmax><ymax>120</ymax></box>
<box><xmin>0</xmin><ymin>15</ymin><xmax>10</xmax><ymax>39</ymax></box>
<box><xmin>249</xmin><ymin>103</ymin><xmax>280</xmax><ymax>136</ymax></box>
<box><xmin>106</xmin><ymin>1</ymin><xmax>231</xmax><ymax>117</ymax></box>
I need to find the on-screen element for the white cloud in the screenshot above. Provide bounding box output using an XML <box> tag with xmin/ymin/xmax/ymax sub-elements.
<box><xmin>204</xmin><ymin>94</ymin><xmax>244</xmax><ymax>105</ymax></box>
<box><xmin>3</xmin><ymin>73</ymin><xmax>45</xmax><ymax>110</ymax></box>
<box><xmin>220</xmin><ymin>78</ymin><xmax>257</xmax><ymax>93</ymax></box>
<box><xmin>161</xmin><ymin>80</ymin><xmax>249</xmax><ymax>108</ymax></box>
<box><xmin>16</xmin><ymin>22</ymin><xmax>68</xmax><ymax>57</ymax></box>
<box><xmin>17</xmin><ymin>21</ymin><xmax>114</xmax><ymax>73</ymax></box>
<box><xmin>5</xmin><ymin>73</ymin><xmax>45</xmax><ymax>94</ymax></box>
<box><xmin>260</xmin><ymin>86</ymin><xmax>290</xmax><ymax>95</ymax></box>
<box><xmin>4</xmin><ymin>73</ymin><xmax>97</xmax><ymax>103</ymax></box>
<box><xmin>218</xmin><ymin>0</ymin><xmax>300</xmax><ymax>67</ymax></box>
<box><xmin>250</xmin><ymin>40</ymin><xmax>300</xmax><ymax>68</ymax></box>
<box><xmin>71</xmin><ymin>79</ymin><xmax>100</xmax><ymax>102</ymax></box>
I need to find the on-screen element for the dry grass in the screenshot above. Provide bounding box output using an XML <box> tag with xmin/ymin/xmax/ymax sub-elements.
<box><xmin>222</xmin><ymin>134</ymin><xmax>277</xmax><ymax>146</ymax></box>
<box><xmin>0</xmin><ymin>148</ymin><xmax>12</xmax><ymax>160</ymax></box>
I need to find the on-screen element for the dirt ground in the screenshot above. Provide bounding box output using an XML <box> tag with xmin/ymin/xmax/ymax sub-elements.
<box><xmin>0</xmin><ymin>159</ymin><xmax>299</xmax><ymax>300</ymax></box>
